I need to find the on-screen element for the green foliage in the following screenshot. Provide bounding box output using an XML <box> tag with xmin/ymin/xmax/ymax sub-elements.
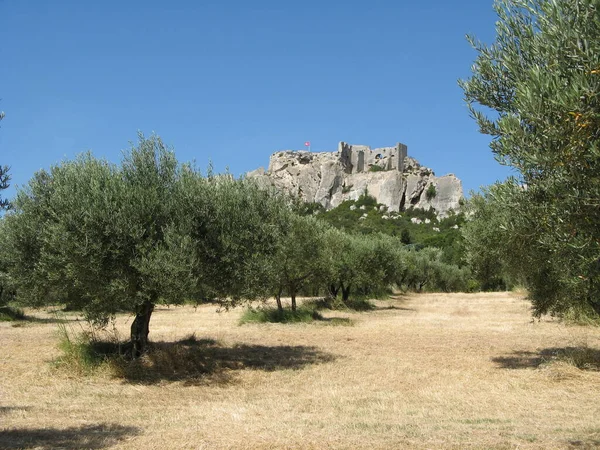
<box><xmin>320</xmin><ymin>226</ymin><xmax>471</xmax><ymax>297</ymax></box>
<box><xmin>2</xmin><ymin>135</ymin><xmax>195</xmax><ymax>324</ymax></box>
<box><xmin>322</xmin><ymin>230</ymin><xmax>402</xmax><ymax>303</ymax></box>
<box><xmin>240</xmin><ymin>306</ymin><xmax>354</xmax><ymax>326</ymax></box>
<box><xmin>397</xmin><ymin>247</ymin><xmax>472</xmax><ymax>293</ymax></box>
<box><xmin>462</xmin><ymin>186</ymin><xmax>517</xmax><ymax>291</ymax></box>
<box><xmin>316</xmin><ymin>193</ymin><xmax>466</xmax><ymax>267</ymax></box>
<box><xmin>54</xmin><ymin>322</ymin><xmax>121</xmax><ymax>374</ymax></box>
<box><xmin>1</xmin><ymin>133</ymin><xmax>294</xmax><ymax>355</ymax></box>
<box><xmin>0</xmin><ymin>220</ymin><xmax>15</xmax><ymax>308</ymax></box>
<box><xmin>425</xmin><ymin>184</ymin><xmax>437</xmax><ymax>200</ymax></box>
<box><xmin>1</xmin><ymin>128</ymin><xmax>476</xmax><ymax>365</ymax></box>
<box><xmin>460</xmin><ymin>0</ymin><xmax>600</xmax><ymax>316</ymax></box>
<box><xmin>400</xmin><ymin>228</ymin><xmax>412</xmax><ymax>245</ymax></box>
<box><xmin>421</xmin><ymin>229</ymin><xmax>465</xmax><ymax>267</ymax></box>
<box><xmin>266</xmin><ymin>214</ymin><xmax>330</xmax><ymax>311</ymax></box>
<box><xmin>368</xmin><ymin>165</ymin><xmax>385</xmax><ymax>173</ymax></box>
<box><xmin>293</xmin><ymin>200</ymin><xmax>326</xmax><ymax>216</ymax></box>
<box><xmin>186</xmin><ymin>174</ymin><xmax>290</xmax><ymax>305</ymax></box>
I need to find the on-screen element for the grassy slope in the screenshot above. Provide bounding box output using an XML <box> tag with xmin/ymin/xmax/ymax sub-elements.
<box><xmin>1</xmin><ymin>293</ymin><xmax>600</xmax><ymax>449</ymax></box>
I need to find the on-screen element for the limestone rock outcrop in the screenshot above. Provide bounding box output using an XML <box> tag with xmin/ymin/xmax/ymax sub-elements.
<box><xmin>247</xmin><ymin>142</ymin><xmax>463</xmax><ymax>217</ymax></box>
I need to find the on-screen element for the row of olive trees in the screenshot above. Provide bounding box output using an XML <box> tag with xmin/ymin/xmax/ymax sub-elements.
<box><xmin>0</xmin><ymin>134</ymin><xmax>471</xmax><ymax>356</ymax></box>
<box><xmin>0</xmin><ymin>134</ymin><xmax>297</xmax><ymax>356</ymax></box>
<box><xmin>297</xmin><ymin>229</ymin><xmax>473</xmax><ymax>305</ymax></box>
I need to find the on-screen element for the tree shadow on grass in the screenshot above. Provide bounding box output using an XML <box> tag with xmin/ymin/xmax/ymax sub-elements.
<box><xmin>318</xmin><ymin>316</ymin><xmax>354</xmax><ymax>326</ymax></box>
<box><xmin>303</xmin><ymin>296</ymin><xmax>415</xmax><ymax>314</ymax></box>
<box><xmin>492</xmin><ymin>351</ymin><xmax>543</xmax><ymax>369</ymax></box>
<box><xmin>305</xmin><ymin>297</ymin><xmax>376</xmax><ymax>312</ymax></box>
<box><xmin>492</xmin><ymin>347</ymin><xmax>600</xmax><ymax>370</ymax></box>
<box><xmin>373</xmin><ymin>305</ymin><xmax>416</xmax><ymax>312</ymax></box>
<box><xmin>106</xmin><ymin>336</ymin><xmax>337</xmax><ymax>385</ymax></box>
<box><xmin>0</xmin><ymin>423</ymin><xmax>139</xmax><ymax>449</ymax></box>
<box><xmin>382</xmin><ymin>294</ymin><xmax>417</xmax><ymax>312</ymax></box>
<box><xmin>20</xmin><ymin>316</ymin><xmax>76</xmax><ymax>325</ymax></box>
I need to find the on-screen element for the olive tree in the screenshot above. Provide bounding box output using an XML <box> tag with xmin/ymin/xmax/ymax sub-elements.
<box><xmin>3</xmin><ymin>134</ymin><xmax>289</xmax><ymax>356</ymax></box>
<box><xmin>3</xmin><ymin>136</ymin><xmax>196</xmax><ymax>355</ymax></box>
<box><xmin>185</xmin><ymin>173</ymin><xmax>290</xmax><ymax>306</ymax></box>
<box><xmin>460</xmin><ymin>0</ymin><xmax>600</xmax><ymax>316</ymax></box>
<box><xmin>462</xmin><ymin>184</ymin><xmax>523</xmax><ymax>291</ymax></box>
<box><xmin>323</xmin><ymin>230</ymin><xmax>403</xmax><ymax>303</ymax></box>
<box><xmin>268</xmin><ymin>214</ymin><xmax>329</xmax><ymax>311</ymax></box>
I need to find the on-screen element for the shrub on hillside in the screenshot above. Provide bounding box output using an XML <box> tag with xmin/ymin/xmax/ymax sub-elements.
<box><xmin>426</xmin><ymin>184</ymin><xmax>437</xmax><ymax>200</ymax></box>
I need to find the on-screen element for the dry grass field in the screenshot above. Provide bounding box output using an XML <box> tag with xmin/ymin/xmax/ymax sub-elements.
<box><xmin>1</xmin><ymin>292</ymin><xmax>600</xmax><ymax>449</ymax></box>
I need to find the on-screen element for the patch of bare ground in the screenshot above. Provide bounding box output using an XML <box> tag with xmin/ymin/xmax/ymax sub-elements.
<box><xmin>1</xmin><ymin>292</ymin><xmax>600</xmax><ymax>449</ymax></box>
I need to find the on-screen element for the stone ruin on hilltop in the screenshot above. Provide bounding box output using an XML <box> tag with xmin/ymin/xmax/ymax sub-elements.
<box><xmin>339</xmin><ymin>142</ymin><xmax>408</xmax><ymax>174</ymax></box>
<box><xmin>247</xmin><ymin>141</ymin><xmax>463</xmax><ymax>217</ymax></box>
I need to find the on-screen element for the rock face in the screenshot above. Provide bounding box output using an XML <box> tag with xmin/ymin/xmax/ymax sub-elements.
<box><xmin>248</xmin><ymin>141</ymin><xmax>463</xmax><ymax>217</ymax></box>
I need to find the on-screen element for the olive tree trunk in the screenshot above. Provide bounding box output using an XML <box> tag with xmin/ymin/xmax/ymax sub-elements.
<box><xmin>131</xmin><ymin>300</ymin><xmax>155</xmax><ymax>358</ymax></box>
<box><xmin>341</xmin><ymin>284</ymin><xmax>351</xmax><ymax>303</ymax></box>
<box><xmin>275</xmin><ymin>287</ymin><xmax>283</xmax><ymax>312</ymax></box>
<box><xmin>329</xmin><ymin>284</ymin><xmax>340</xmax><ymax>299</ymax></box>
<box><xmin>290</xmin><ymin>292</ymin><xmax>297</xmax><ymax>311</ymax></box>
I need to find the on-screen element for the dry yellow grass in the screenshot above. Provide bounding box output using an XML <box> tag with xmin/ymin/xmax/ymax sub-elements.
<box><xmin>1</xmin><ymin>292</ymin><xmax>600</xmax><ymax>449</ymax></box>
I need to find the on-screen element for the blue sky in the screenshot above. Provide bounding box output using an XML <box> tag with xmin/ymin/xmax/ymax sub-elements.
<box><xmin>0</xmin><ymin>0</ymin><xmax>512</xmax><ymax>201</ymax></box>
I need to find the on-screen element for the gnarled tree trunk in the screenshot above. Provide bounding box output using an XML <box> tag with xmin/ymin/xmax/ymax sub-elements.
<box><xmin>131</xmin><ymin>300</ymin><xmax>155</xmax><ymax>358</ymax></box>
<box><xmin>341</xmin><ymin>284</ymin><xmax>351</xmax><ymax>303</ymax></box>
<box><xmin>275</xmin><ymin>287</ymin><xmax>283</xmax><ymax>312</ymax></box>
<box><xmin>329</xmin><ymin>284</ymin><xmax>340</xmax><ymax>299</ymax></box>
<box><xmin>290</xmin><ymin>292</ymin><xmax>297</xmax><ymax>311</ymax></box>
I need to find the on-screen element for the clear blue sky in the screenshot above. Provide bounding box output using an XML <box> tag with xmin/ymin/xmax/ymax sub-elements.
<box><xmin>0</xmin><ymin>0</ymin><xmax>512</xmax><ymax>201</ymax></box>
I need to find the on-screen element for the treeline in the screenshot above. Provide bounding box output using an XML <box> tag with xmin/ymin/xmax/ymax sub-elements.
<box><xmin>0</xmin><ymin>134</ymin><xmax>473</xmax><ymax>355</ymax></box>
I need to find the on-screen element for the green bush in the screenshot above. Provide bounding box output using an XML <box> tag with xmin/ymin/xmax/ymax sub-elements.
<box><xmin>294</xmin><ymin>201</ymin><xmax>326</xmax><ymax>216</ymax></box>
<box><xmin>466</xmin><ymin>279</ymin><xmax>481</xmax><ymax>293</ymax></box>
<box><xmin>54</xmin><ymin>322</ymin><xmax>125</xmax><ymax>375</ymax></box>
<box><xmin>368</xmin><ymin>165</ymin><xmax>385</xmax><ymax>173</ymax></box>
<box><xmin>426</xmin><ymin>184</ymin><xmax>437</xmax><ymax>201</ymax></box>
<box><xmin>239</xmin><ymin>306</ymin><xmax>354</xmax><ymax>326</ymax></box>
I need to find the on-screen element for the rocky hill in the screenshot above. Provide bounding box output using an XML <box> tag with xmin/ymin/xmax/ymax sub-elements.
<box><xmin>248</xmin><ymin>141</ymin><xmax>463</xmax><ymax>217</ymax></box>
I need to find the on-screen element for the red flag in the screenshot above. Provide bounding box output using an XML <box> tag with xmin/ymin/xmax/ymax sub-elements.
<box><xmin>304</xmin><ymin>141</ymin><xmax>311</xmax><ymax>147</ymax></box>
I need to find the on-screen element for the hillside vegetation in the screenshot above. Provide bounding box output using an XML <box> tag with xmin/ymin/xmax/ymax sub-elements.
<box><xmin>299</xmin><ymin>193</ymin><xmax>466</xmax><ymax>267</ymax></box>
